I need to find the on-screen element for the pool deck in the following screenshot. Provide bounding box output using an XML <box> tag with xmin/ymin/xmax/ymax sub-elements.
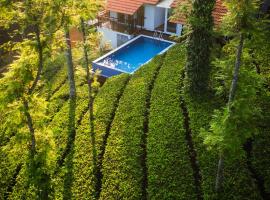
<box><xmin>136</xmin><ymin>30</ymin><xmax>176</xmax><ymax>42</ymax></box>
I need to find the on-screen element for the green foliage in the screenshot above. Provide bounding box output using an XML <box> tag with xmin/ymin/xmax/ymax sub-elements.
<box><xmin>1</xmin><ymin>0</ymin><xmax>269</xmax><ymax>198</ymax></box>
<box><xmin>221</xmin><ymin>0</ymin><xmax>259</xmax><ymax>34</ymax></box>
<box><xmin>71</xmin><ymin>74</ymin><xmax>130</xmax><ymax>199</ymax></box>
<box><xmin>251</xmin><ymin>90</ymin><xmax>270</xmax><ymax>193</ymax></box>
<box><xmin>185</xmin><ymin>93</ymin><xmax>262</xmax><ymax>199</ymax></box>
<box><xmin>39</xmin><ymin>53</ymin><xmax>68</xmax><ymax>97</ymax></box>
<box><xmin>0</xmin><ymin>42</ymin><xmax>37</xmax><ymax>101</ymax></box>
<box><xmin>100</xmin><ymin>55</ymin><xmax>164</xmax><ymax>199</ymax></box>
<box><xmin>147</xmin><ymin>44</ymin><xmax>196</xmax><ymax>199</ymax></box>
<box><xmin>201</xmin><ymin>68</ymin><xmax>262</xmax><ymax>155</ymax></box>
<box><xmin>185</xmin><ymin>0</ymin><xmax>215</xmax><ymax>96</ymax></box>
<box><xmin>48</xmin><ymin>84</ymin><xmax>89</xmax><ymax>164</ymax></box>
<box><xmin>0</xmin><ymin>42</ymin><xmax>50</xmax><ymax>199</ymax></box>
<box><xmin>246</xmin><ymin>18</ymin><xmax>270</xmax><ymax>86</ymax></box>
<box><xmin>252</xmin><ymin>128</ymin><xmax>270</xmax><ymax>194</ymax></box>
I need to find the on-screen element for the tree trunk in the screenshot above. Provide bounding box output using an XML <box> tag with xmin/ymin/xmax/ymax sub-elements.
<box><xmin>215</xmin><ymin>153</ymin><xmax>224</xmax><ymax>192</ymax></box>
<box><xmin>22</xmin><ymin>98</ymin><xmax>36</xmax><ymax>157</ymax></box>
<box><xmin>215</xmin><ymin>33</ymin><xmax>245</xmax><ymax>193</ymax></box>
<box><xmin>80</xmin><ymin>18</ymin><xmax>94</xmax><ymax>126</ymax></box>
<box><xmin>228</xmin><ymin>33</ymin><xmax>245</xmax><ymax>105</ymax></box>
<box><xmin>29</xmin><ymin>24</ymin><xmax>43</xmax><ymax>94</ymax></box>
<box><xmin>80</xmin><ymin>17</ymin><xmax>97</xmax><ymax>178</ymax></box>
<box><xmin>64</xmin><ymin>26</ymin><xmax>76</xmax><ymax>99</ymax></box>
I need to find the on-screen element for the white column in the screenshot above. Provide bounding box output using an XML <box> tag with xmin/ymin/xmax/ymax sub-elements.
<box><xmin>164</xmin><ymin>8</ymin><xmax>168</xmax><ymax>33</ymax></box>
<box><xmin>176</xmin><ymin>24</ymin><xmax>183</xmax><ymax>36</ymax></box>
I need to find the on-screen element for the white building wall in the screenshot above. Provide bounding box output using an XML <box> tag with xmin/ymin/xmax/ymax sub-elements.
<box><xmin>97</xmin><ymin>27</ymin><xmax>132</xmax><ymax>49</ymax></box>
<box><xmin>144</xmin><ymin>5</ymin><xmax>167</xmax><ymax>31</ymax></box>
<box><xmin>154</xmin><ymin>7</ymin><xmax>166</xmax><ymax>28</ymax></box>
<box><xmin>144</xmin><ymin>5</ymin><xmax>156</xmax><ymax>31</ymax></box>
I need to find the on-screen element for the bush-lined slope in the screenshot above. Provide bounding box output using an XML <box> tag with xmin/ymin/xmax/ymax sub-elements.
<box><xmin>1</xmin><ymin>42</ymin><xmax>269</xmax><ymax>200</ymax></box>
<box><xmin>147</xmin><ymin>44</ymin><xmax>197</xmax><ymax>199</ymax></box>
<box><xmin>100</xmin><ymin>55</ymin><xmax>164</xmax><ymax>200</ymax></box>
<box><xmin>71</xmin><ymin>74</ymin><xmax>130</xmax><ymax>199</ymax></box>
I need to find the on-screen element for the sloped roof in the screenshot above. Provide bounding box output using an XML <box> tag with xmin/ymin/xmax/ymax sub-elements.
<box><xmin>107</xmin><ymin>0</ymin><xmax>160</xmax><ymax>15</ymax></box>
<box><xmin>171</xmin><ymin>0</ymin><xmax>227</xmax><ymax>26</ymax></box>
<box><xmin>106</xmin><ymin>0</ymin><xmax>227</xmax><ymax>26</ymax></box>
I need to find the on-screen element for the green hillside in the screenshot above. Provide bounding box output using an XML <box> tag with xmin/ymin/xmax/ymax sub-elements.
<box><xmin>1</xmin><ymin>43</ymin><xmax>269</xmax><ymax>199</ymax></box>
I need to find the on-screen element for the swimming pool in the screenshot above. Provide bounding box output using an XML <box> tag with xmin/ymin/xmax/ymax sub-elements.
<box><xmin>92</xmin><ymin>35</ymin><xmax>175</xmax><ymax>77</ymax></box>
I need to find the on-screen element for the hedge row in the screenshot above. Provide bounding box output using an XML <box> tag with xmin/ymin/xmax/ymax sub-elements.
<box><xmin>0</xmin><ymin>137</ymin><xmax>27</xmax><ymax>199</ymax></box>
<box><xmin>70</xmin><ymin>74</ymin><xmax>130</xmax><ymax>199</ymax></box>
<box><xmin>100</xmin><ymin>55</ymin><xmax>164</xmax><ymax>200</ymax></box>
<box><xmin>39</xmin><ymin>54</ymin><xmax>68</xmax><ymax>98</ymax></box>
<box><xmin>49</xmin><ymin>83</ymin><xmax>90</xmax><ymax>164</ymax></box>
<box><xmin>6</xmin><ymin>164</ymin><xmax>43</xmax><ymax>200</ymax></box>
<box><xmin>46</xmin><ymin>69</ymin><xmax>88</xmax><ymax>121</ymax></box>
<box><xmin>184</xmin><ymin>94</ymin><xmax>262</xmax><ymax>199</ymax></box>
<box><xmin>147</xmin><ymin>44</ymin><xmax>197</xmax><ymax>199</ymax></box>
<box><xmin>0</xmin><ymin>117</ymin><xmax>16</xmax><ymax>147</ymax></box>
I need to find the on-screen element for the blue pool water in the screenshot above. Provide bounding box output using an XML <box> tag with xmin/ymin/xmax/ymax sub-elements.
<box><xmin>95</xmin><ymin>36</ymin><xmax>173</xmax><ymax>75</ymax></box>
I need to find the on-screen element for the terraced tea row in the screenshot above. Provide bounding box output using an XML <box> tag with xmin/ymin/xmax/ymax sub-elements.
<box><xmin>147</xmin><ymin>44</ymin><xmax>197</xmax><ymax>199</ymax></box>
<box><xmin>71</xmin><ymin>74</ymin><xmax>130</xmax><ymax>199</ymax></box>
<box><xmin>100</xmin><ymin>55</ymin><xmax>164</xmax><ymax>200</ymax></box>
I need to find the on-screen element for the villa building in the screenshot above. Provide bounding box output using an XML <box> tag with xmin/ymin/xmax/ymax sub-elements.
<box><xmin>97</xmin><ymin>0</ymin><xmax>227</xmax><ymax>48</ymax></box>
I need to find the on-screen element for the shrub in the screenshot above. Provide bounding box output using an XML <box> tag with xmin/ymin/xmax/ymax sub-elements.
<box><xmin>147</xmin><ymin>44</ymin><xmax>196</xmax><ymax>199</ymax></box>
<box><xmin>0</xmin><ymin>139</ymin><xmax>27</xmax><ymax>199</ymax></box>
<box><xmin>49</xmin><ymin>84</ymin><xmax>89</xmax><ymax>163</ymax></box>
<box><xmin>100</xmin><ymin>55</ymin><xmax>164</xmax><ymax>200</ymax></box>
<box><xmin>71</xmin><ymin>74</ymin><xmax>130</xmax><ymax>199</ymax></box>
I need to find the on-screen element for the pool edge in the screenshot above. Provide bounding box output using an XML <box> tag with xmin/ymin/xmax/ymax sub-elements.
<box><xmin>92</xmin><ymin>34</ymin><xmax>175</xmax><ymax>77</ymax></box>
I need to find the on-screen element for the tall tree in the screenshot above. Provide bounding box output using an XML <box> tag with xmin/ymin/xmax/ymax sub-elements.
<box><xmin>200</xmin><ymin>0</ymin><xmax>260</xmax><ymax>193</ymax></box>
<box><xmin>215</xmin><ymin>0</ymin><xmax>259</xmax><ymax>192</ymax></box>
<box><xmin>72</xmin><ymin>1</ymin><xmax>103</xmax><ymax>196</ymax></box>
<box><xmin>0</xmin><ymin>0</ymin><xmax>58</xmax><ymax>154</ymax></box>
<box><xmin>0</xmin><ymin>0</ymin><xmax>59</xmax><ymax>198</ymax></box>
<box><xmin>186</xmin><ymin>0</ymin><xmax>215</xmax><ymax>97</ymax></box>
<box><xmin>77</xmin><ymin>0</ymin><xmax>103</xmax><ymax>178</ymax></box>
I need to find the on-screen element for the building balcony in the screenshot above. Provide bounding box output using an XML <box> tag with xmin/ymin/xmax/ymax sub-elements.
<box><xmin>97</xmin><ymin>11</ymin><xmax>143</xmax><ymax>35</ymax></box>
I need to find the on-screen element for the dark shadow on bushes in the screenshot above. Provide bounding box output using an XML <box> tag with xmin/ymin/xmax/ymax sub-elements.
<box><xmin>61</xmin><ymin>97</ymin><xmax>76</xmax><ymax>200</ymax></box>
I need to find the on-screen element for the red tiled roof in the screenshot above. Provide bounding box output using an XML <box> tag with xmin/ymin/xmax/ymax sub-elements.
<box><xmin>106</xmin><ymin>0</ymin><xmax>227</xmax><ymax>26</ymax></box>
<box><xmin>171</xmin><ymin>0</ymin><xmax>227</xmax><ymax>26</ymax></box>
<box><xmin>107</xmin><ymin>0</ymin><xmax>160</xmax><ymax>15</ymax></box>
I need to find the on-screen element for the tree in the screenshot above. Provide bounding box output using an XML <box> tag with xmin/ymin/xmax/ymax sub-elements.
<box><xmin>185</xmin><ymin>0</ymin><xmax>215</xmax><ymax>97</ymax></box>
<box><xmin>200</xmin><ymin>0</ymin><xmax>261</xmax><ymax>193</ymax></box>
<box><xmin>0</xmin><ymin>0</ymin><xmax>59</xmax><ymax>197</ymax></box>
<box><xmin>77</xmin><ymin>1</ymin><xmax>103</xmax><ymax>195</ymax></box>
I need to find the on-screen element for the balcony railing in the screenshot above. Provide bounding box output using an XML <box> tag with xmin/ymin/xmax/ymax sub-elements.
<box><xmin>97</xmin><ymin>11</ymin><xmax>143</xmax><ymax>35</ymax></box>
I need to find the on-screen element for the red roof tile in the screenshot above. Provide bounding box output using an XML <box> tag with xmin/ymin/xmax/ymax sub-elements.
<box><xmin>171</xmin><ymin>0</ymin><xmax>227</xmax><ymax>26</ymax></box>
<box><xmin>107</xmin><ymin>0</ymin><xmax>160</xmax><ymax>15</ymax></box>
<box><xmin>106</xmin><ymin>0</ymin><xmax>227</xmax><ymax>26</ymax></box>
